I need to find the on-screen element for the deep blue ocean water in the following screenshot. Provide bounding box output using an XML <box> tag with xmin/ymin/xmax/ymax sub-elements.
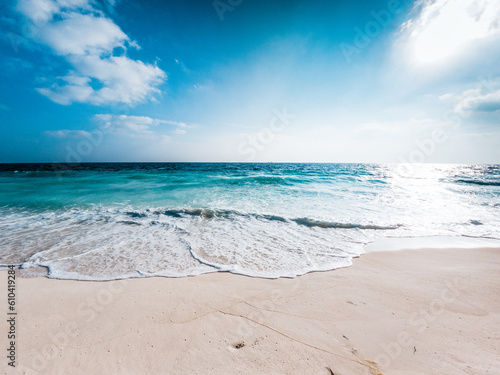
<box><xmin>1</xmin><ymin>163</ymin><xmax>499</xmax><ymax>280</ymax></box>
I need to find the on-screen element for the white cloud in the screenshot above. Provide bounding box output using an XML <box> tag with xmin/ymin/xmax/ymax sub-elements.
<box><xmin>37</xmin><ymin>55</ymin><xmax>166</xmax><ymax>105</ymax></box>
<box><xmin>38</xmin><ymin>13</ymin><xmax>128</xmax><ymax>55</ymax></box>
<box><xmin>162</xmin><ymin>120</ymin><xmax>196</xmax><ymax>129</ymax></box>
<box><xmin>93</xmin><ymin>114</ymin><xmax>162</xmax><ymax>136</ymax></box>
<box><xmin>16</xmin><ymin>0</ymin><xmax>166</xmax><ymax>106</ymax></box>
<box><xmin>92</xmin><ymin>114</ymin><xmax>195</xmax><ymax>136</ymax></box>
<box><xmin>399</xmin><ymin>0</ymin><xmax>500</xmax><ymax>65</ymax></box>
<box><xmin>38</xmin><ymin>83</ymin><xmax>93</xmax><ymax>105</ymax></box>
<box><xmin>46</xmin><ymin>114</ymin><xmax>193</xmax><ymax>141</ymax></box>
<box><xmin>44</xmin><ymin>114</ymin><xmax>188</xmax><ymax>162</ymax></box>
<box><xmin>45</xmin><ymin>129</ymin><xmax>91</xmax><ymax>138</ymax></box>
<box><xmin>17</xmin><ymin>0</ymin><xmax>62</xmax><ymax>23</ymax></box>
<box><xmin>17</xmin><ymin>0</ymin><xmax>91</xmax><ymax>24</ymax></box>
<box><xmin>456</xmin><ymin>87</ymin><xmax>500</xmax><ymax>113</ymax></box>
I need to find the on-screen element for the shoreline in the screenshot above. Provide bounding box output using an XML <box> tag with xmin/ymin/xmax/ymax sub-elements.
<box><xmin>8</xmin><ymin>235</ymin><xmax>500</xmax><ymax>281</ymax></box>
<box><xmin>1</xmin><ymin>246</ymin><xmax>499</xmax><ymax>374</ymax></box>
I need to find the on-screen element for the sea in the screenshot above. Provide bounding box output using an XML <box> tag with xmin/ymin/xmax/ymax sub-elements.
<box><xmin>0</xmin><ymin>163</ymin><xmax>499</xmax><ymax>280</ymax></box>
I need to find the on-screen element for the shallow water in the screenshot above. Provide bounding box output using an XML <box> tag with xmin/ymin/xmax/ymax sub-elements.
<box><xmin>1</xmin><ymin>163</ymin><xmax>499</xmax><ymax>280</ymax></box>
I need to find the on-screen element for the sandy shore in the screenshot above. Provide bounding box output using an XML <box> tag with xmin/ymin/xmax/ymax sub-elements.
<box><xmin>1</xmin><ymin>247</ymin><xmax>499</xmax><ymax>375</ymax></box>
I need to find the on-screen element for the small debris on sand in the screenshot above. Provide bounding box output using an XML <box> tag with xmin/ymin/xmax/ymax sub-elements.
<box><xmin>234</xmin><ymin>341</ymin><xmax>245</xmax><ymax>349</ymax></box>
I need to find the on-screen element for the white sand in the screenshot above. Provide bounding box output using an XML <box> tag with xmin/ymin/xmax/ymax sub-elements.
<box><xmin>1</xmin><ymin>247</ymin><xmax>499</xmax><ymax>374</ymax></box>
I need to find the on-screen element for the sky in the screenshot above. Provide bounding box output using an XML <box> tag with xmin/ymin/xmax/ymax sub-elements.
<box><xmin>0</xmin><ymin>0</ymin><xmax>499</xmax><ymax>163</ymax></box>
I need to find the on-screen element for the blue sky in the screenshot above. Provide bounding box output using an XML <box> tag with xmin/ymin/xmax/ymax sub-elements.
<box><xmin>0</xmin><ymin>0</ymin><xmax>499</xmax><ymax>163</ymax></box>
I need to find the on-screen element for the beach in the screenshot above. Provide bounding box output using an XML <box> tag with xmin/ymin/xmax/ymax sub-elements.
<box><xmin>3</xmin><ymin>0</ymin><xmax>499</xmax><ymax>372</ymax></box>
<box><xmin>2</xmin><ymin>246</ymin><xmax>499</xmax><ymax>375</ymax></box>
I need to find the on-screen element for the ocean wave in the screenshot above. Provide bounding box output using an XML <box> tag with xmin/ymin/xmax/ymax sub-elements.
<box><xmin>156</xmin><ymin>207</ymin><xmax>399</xmax><ymax>230</ymax></box>
<box><xmin>292</xmin><ymin>217</ymin><xmax>401</xmax><ymax>230</ymax></box>
<box><xmin>0</xmin><ymin>206</ymin><xmax>378</xmax><ymax>280</ymax></box>
<box><xmin>2</xmin><ymin>163</ymin><xmax>500</xmax><ymax>281</ymax></box>
<box><xmin>455</xmin><ymin>179</ymin><xmax>500</xmax><ymax>187</ymax></box>
<box><xmin>215</xmin><ymin>175</ymin><xmax>298</xmax><ymax>185</ymax></box>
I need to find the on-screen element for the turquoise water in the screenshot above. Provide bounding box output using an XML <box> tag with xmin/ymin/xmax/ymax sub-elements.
<box><xmin>1</xmin><ymin>163</ymin><xmax>499</xmax><ymax>280</ymax></box>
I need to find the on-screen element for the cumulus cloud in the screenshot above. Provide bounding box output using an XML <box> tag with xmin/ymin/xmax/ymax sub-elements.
<box><xmin>17</xmin><ymin>0</ymin><xmax>78</xmax><ymax>23</ymax></box>
<box><xmin>398</xmin><ymin>0</ymin><xmax>500</xmax><ymax>65</ymax></box>
<box><xmin>38</xmin><ymin>55</ymin><xmax>165</xmax><ymax>105</ymax></box>
<box><xmin>38</xmin><ymin>13</ymin><xmax>128</xmax><ymax>55</ymax></box>
<box><xmin>16</xmin><ymin>0</ymin><xmax>166</xmax><ymax>105</ymax></box>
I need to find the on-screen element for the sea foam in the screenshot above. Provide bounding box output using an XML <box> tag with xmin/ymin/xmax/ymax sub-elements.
<box><xmin>1</xmin><ymin>163</ymin><xmax>499</xmax><ymax>280</ymax></box>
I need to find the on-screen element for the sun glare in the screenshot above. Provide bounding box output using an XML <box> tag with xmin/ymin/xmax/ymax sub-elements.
<box><xmin>409</xmin><ymin>0</ymin><xmax>500</xmax><ymax>65</ymax></box>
